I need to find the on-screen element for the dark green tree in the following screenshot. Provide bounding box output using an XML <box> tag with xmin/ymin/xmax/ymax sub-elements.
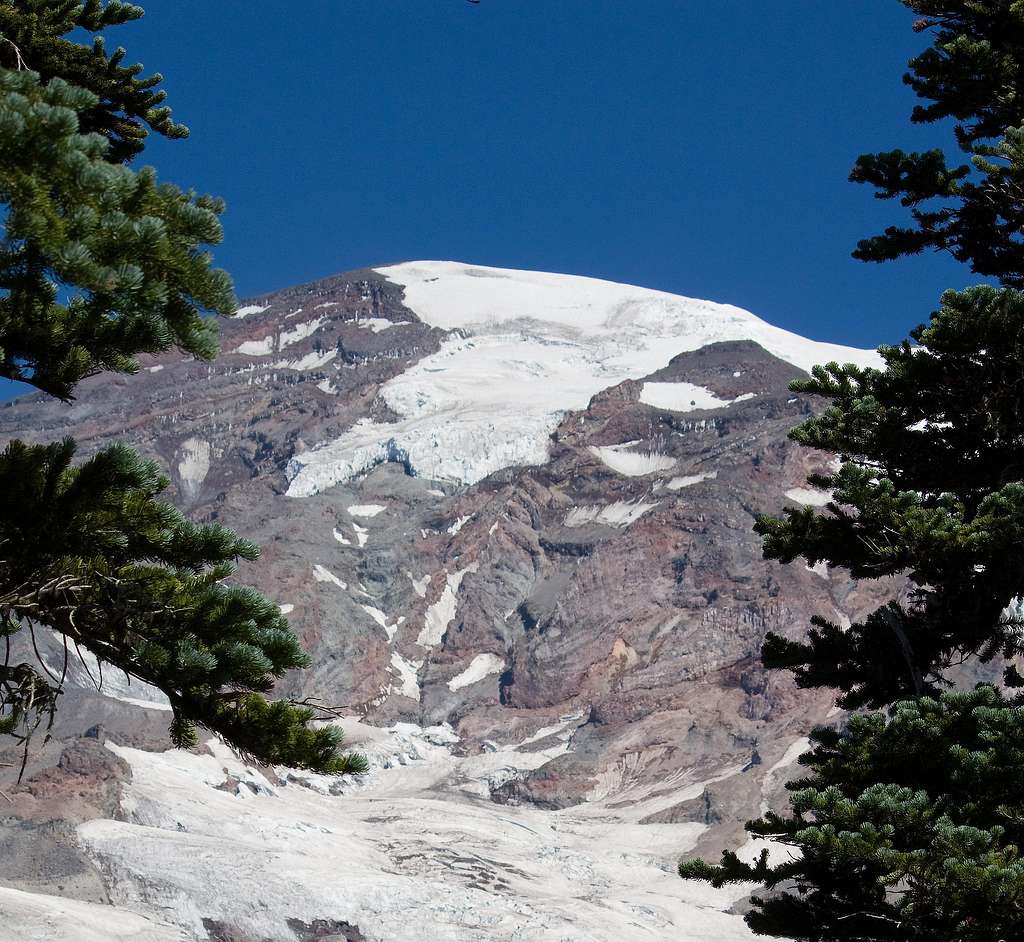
<box><xmin>0</xmin><ymin>0</ymin><xmax>187</xmax><ymax>162</ymax></box>
<box><xmin>680</xmin><ymin>286</ymin><xmax>1024</xmax><ymax>937</ymax></box>
<box><xmin>851</xmin><ymin>1</ymin><xmax>1024</xmax><ymax>285</ymax></box>
<box><xmin>681</xmin><ymin>3</ymin><xmax>1024</xmax><ymax>937</ymax></box>
<box><xmin>0</xmin><ymin>4</ymin><xmax>366</xmax><ymax>774</ymax></box>
<box><xmin>758</xmin><ymin>283</ymin><xmax>1024</xmax><ymax>711</ymax></box>
<box><xmin>683</xmin><ymin>686</ymin><xmax>1024</xmax><ymax>941</ymax></box>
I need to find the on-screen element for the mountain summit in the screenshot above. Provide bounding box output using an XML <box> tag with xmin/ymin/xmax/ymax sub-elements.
<box><xmin>288</xmin><ymin>262</ymin><xmax>879</xmax><ymax>493</ymax></box>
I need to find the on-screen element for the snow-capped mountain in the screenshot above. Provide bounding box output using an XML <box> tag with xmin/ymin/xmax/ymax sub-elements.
<box><xmin>287</xmin><ymin>262</ymin><xmax>878</xmax><ymax>493</ymax></box>
<box><xmin>0</xmin><ymin>264</ymin><xmax>891</xmax><ymax>941</ymax></box>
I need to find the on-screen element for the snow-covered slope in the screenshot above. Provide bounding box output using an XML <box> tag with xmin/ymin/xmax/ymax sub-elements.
<box><xmin>373</xmin><ymin>262</ymin><xmax>873</xmax><ymax>365</ymax></box>
<box><xmin>0</xmin><ymin>886</ymin><xmax>186</xmax><ymax>941</ymax></box>
<box><xmin>287</xmin><ymin>262</ymin><xmax>878</xmax><ymax>494</ymax></box>
<box><xmin>71</xmin><ymin>724</ymin><xmax>773</xmax><ymax>942</ymax></box>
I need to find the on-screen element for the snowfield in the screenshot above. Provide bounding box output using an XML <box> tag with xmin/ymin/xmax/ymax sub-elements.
<box><xmin>234</xmin><ymin>304</ymin><xmax>268</xmax><ymax>319</ymax></box>
<box><xmin>285</xmin><ymin>262</ymin><xmax>880</xmax><ymax>495</ymax></box>
<box><xmin>348</xmin><ymin>503</ymin><xmax>387</xmax><ymax>517</ymax></box>
<box><xmin>564</xmin><ymin>499</ymin><xmax>659</xmax><ymax>528</ymax></box>
<box><xmin>0</xmin><ymin>886</ymin><xmax>186</xmax><ymax>941</ymax></box>
<box><xmin>589</xmin><ymin>443</ymin><xmax>677</xmax><ymax>477</ymax></box>
<box><xmin>233</xmin><ymin>316</ymin><xmax>326</xmax><ymax>357</ymax></box>
<box><xmin>417</xmin><ymin>564</ymin><xmax>479</xmax><ymax>648</ymax></box>
<box><xmin>56</xmin><ymin>632</ymin><xmax>171</xmax><ymax>712</ymax></box>
<box><xmin>665</xmin><ymin>471</ymin><xmax>718</xmax><ymax>491</ymax></box>
<box><xmin>785</xmin><ymin>487</ymin><xmax>832</xmax><ymax>507</ymax></box>
<box><xmin>62</xmin><ymin>722</ymin><xmax>779</xmax><ymax>942</ymax></box>
<box><xmin>447</xmin><ymin>652</ymin><xmax>506</xmax><ymax>691</ymax></box>
<box><xmin>639</xmin><ymin>381</ymin><xmax>733</xmax><ymax>412</ymax></box>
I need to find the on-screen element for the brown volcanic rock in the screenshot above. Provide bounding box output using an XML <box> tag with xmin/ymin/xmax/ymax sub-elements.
<box><xmin>0</xmin><ymin>728</ymin><xmax>132</xmax><ymax>903</ymax></box>
<box><xmin>381</xmin><ymin>337</ymin><xmax>892</xmax><ymax>808</ymax></box>
<box><xmin>0</xmin><ymin>269</ymin><xmax>442</xmax><ymax>508</ymax></box>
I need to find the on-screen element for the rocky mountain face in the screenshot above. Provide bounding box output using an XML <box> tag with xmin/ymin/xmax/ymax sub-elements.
<box><xmin>0</xmin><ymin>263</ymin><xmax>892</xmax><ymax>941</ymax></box>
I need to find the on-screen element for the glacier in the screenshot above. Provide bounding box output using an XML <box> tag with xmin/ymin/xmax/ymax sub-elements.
<box><xmin>285</xmin><ymin>262</ymin><xmax>880</xmax><ymax>496</ymax></box>
<box><xmin>57</xmin><ymin>723</ymin><xmax>778</xmax><ymax>942</ymax></box>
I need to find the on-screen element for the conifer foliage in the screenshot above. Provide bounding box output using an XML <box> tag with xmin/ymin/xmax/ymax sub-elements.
<box><xmin>681</xmin><ymin>3</ymin><xmax>1024</xmax><ymax>938</ymax></box>
<box><xmin>0</xmin><ymin>2</ymin><xmax>365</xmax><ymax>775</ymax></box>
<box><xmin>851</xmin><ymin>1</ymin><xmax>1024</xmax><ymax>284</ymax></box>
<box><xmin>0</xmin><ymin>68</ymin><xmax>228</xmax><ymax>399</ymax></box>
<box><xmin>685</xmin><ymin>686</ymin><xmax>1024</xmax><ymax>941</ymax></box>
<box><xmin>0</xmin><ymin>0</ymin><xmax>187</xmax><ymax>162</ymax></box>
<box><xmin>759</xmin><ymin>283</ymin><xmax>1024</xmax><ymax>710</ymax></box>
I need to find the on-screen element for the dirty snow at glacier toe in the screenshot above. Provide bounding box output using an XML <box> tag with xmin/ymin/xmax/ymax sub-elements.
<box><xmin>286</xmin><ymin>262</ymin><xmax>879</xmax><ymax>496</ymax></box>
<box><xmin>51</xmin><ymin>721</ymin><xmax>776</xmax><ymax>942</ymax></box>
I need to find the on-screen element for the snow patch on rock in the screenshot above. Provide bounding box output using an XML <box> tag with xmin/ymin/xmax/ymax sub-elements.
<box><xmin>785</xmin><ymin>486</ymin><xmax>832</xmax><ymax>507</ymax></box>
<box><xmin>737</xmin><ymin>737</ymin><xmax>813</xmax><ymax>863</ymax></box>
<box><xmin>234</xmin><ymin>304</ymin><xmax>268</xmax><ymax>318</ymax></box>
<box><xmin>417</xmin><ymin>564</ymin><xmax>478</xmax><ymax>647</ymax></box>
<box><xmin>279</xmin><ymin>316</ymin><xmax>326</xmax><ymax>349</ymax></box>
<box><xmin>353</xmin><ymin>523</ymin><xmax>369</xmax><ymax>548</ymax></box>
<box><xmin>232</xmin><ymin>317</ymin><xmax>325</xmax><ymax>357</ymax></box>
<box><xmin>640</xmin><ymin>381</ymin><xmax>732</xmax><ymax>412</ymax></box>
<box><xmin>805</xmin><ymin>560</ymin><xmax>829</xmax><ymax>580</ymax></box>
<box><xmin>312</xmin><ymin>564</ymin><xmax>347</xmax><ymax>590</ymax></box>
<box><xmin>60</xmin><ymin>633</ymin><xmax>171</xmax><ymax>711</ymax></box>
<box><xmin>176</xmin><ymin>437</ymin><xmax>211</xmax><ymax>500</ymax></box>
<box><xmin>408</xmin><ymin>572</ymin><xmax>431</xmax><ymax>598</ymax></box>
<box><xmin>355</xmin><ymin>317</ymin><xmax>410</xmax><ymax>332</ymax></box>
<box><xmin>447</xmin><ymin>653</ymin><xmax>505</xmax><ymax>691</ymax></box>
<box><xmin>564</xmin><ymin>500</ymin><xmax>658</xmax><ymax>528</ymax></box>
<box><xmin>519</xmin><ymin>712</ymin><xmax>587</xmax><ymax>748</ymax></box>
<box><xmin>360</xmin><ymin>604</ymin><xmax>397</xmax><ymax>642</ymax></box>
<box><xmin>348</xmin><ymin>504</ymin><xmax>386</xmax><ymax>518</ymax></box>
<box><xmin>665</xmin><ymin>471</ymin><xmax>718</xmax><ymax>490</ymax></box>
<box><xmin>271</xmin><ymin>349</ymin><xmax>336</xmax><ymax>371</ymax></box>
<box><xmin>234</xmin><ymin>335</ymin><xmax>274</xmax><ymax>356</ymax></box>
<box><xmin>760</xmin><ymin>738</ymin><xmax>810</xmax><ymax>813</ymax></box>
<box><xmin>390</xmin><ymin>652</ymin><xmax>422</xmax><ymax>700</ymax></box>
<box><xmin>589</xmin><ymin>443</ymin><xmax>675</xmax><ymax>477</ymax></box>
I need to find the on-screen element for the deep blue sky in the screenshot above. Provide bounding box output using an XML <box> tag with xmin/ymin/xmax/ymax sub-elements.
<box><xmin>2</xmin><ymin>1</ymin><xmax>979</xmax><ymax>400</ymax></box>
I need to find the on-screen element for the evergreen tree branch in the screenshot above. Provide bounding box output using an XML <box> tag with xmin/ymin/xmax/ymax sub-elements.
<box><xmin>0</xmin><ymin>438</ymin><xmax>367</xmax><ymax>775</ymax></box>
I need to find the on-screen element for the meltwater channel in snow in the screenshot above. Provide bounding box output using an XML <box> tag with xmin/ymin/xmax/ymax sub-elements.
<box><xmin>286</xmin><ymin>262</ymin><xmax>880</xmax><ymax>496</ymax></box>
